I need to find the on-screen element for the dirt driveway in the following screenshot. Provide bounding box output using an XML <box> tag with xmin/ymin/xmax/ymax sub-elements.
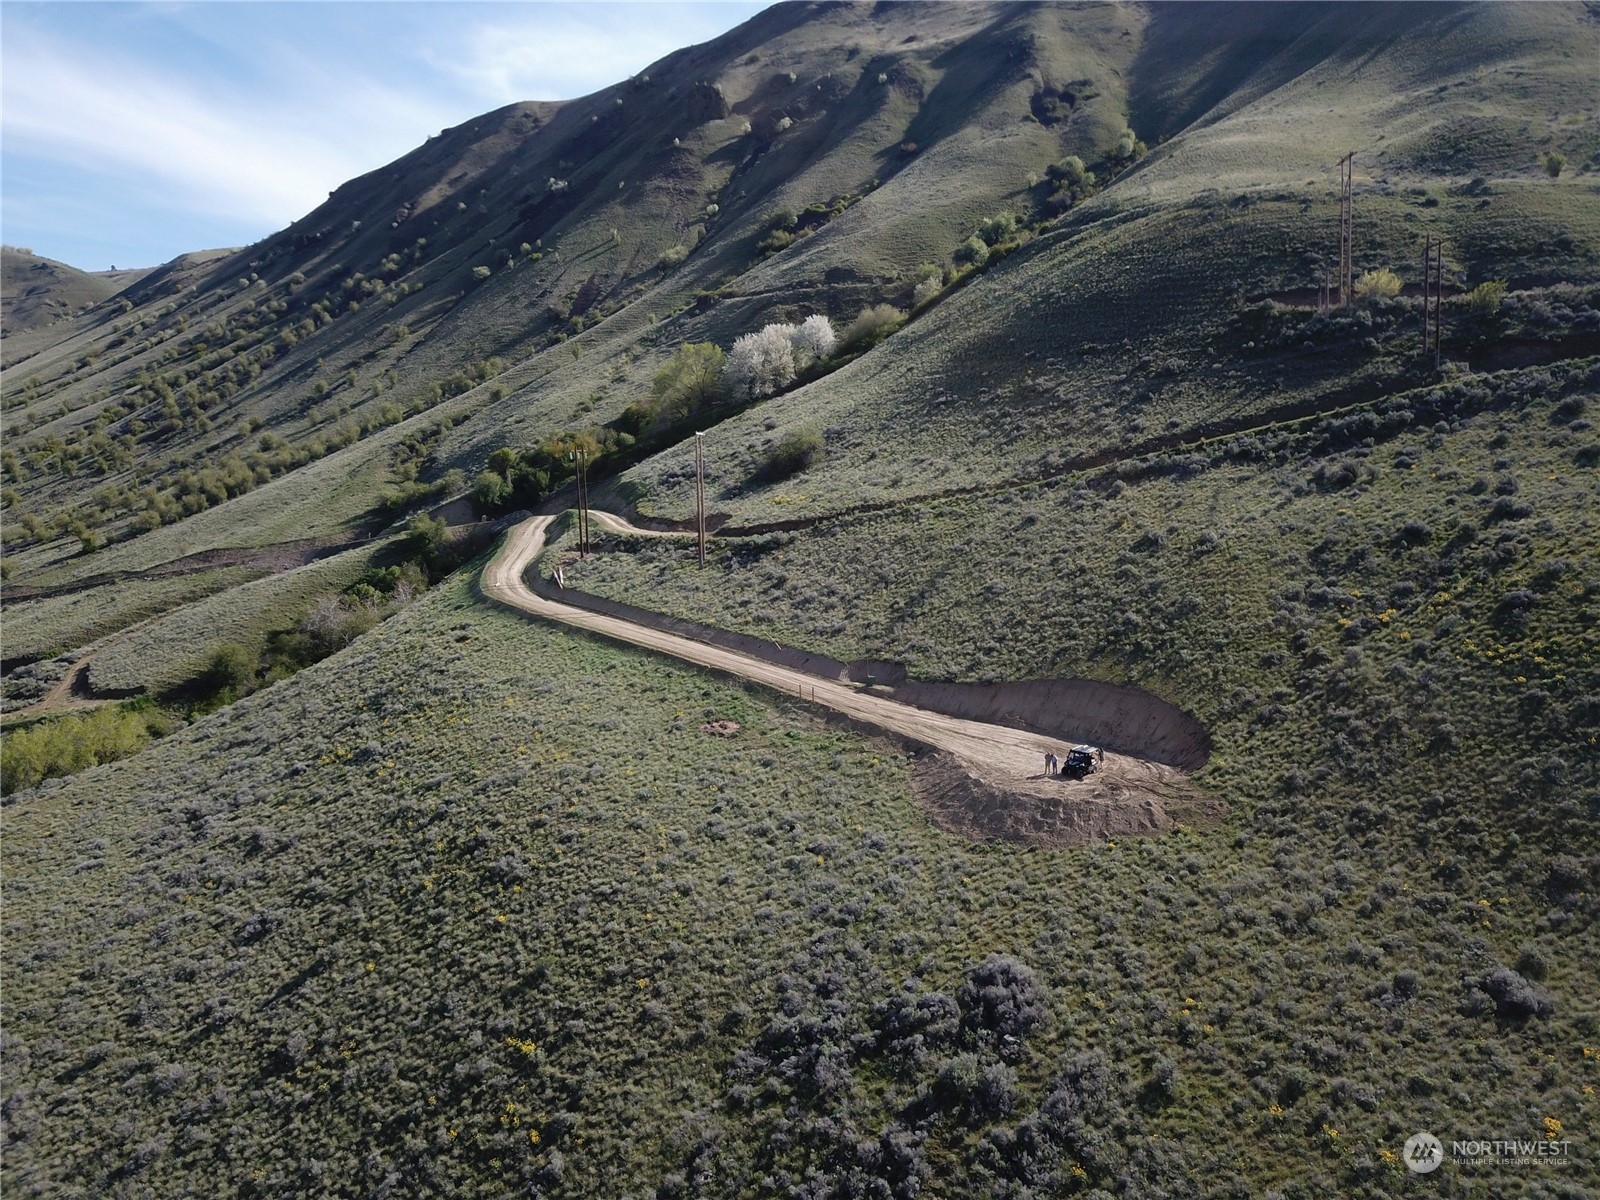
<box><xmin>482</xmin><ymin>515</ymin><xmax>1220</xmax><ymax>846</ymax></box>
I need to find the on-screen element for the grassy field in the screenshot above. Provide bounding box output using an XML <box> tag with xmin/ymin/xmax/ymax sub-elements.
<box><xmin>4</xmin><ymin>552</ymin><xmax>1595</xmax><ymax>1197</ymax></box>
<box><xmin>84</xmin><ymin>538</ymin><xmax>400</xmax><ymax>695</ymax></box>
<box><xmin>1</xmin><ymin>566</ymin><xmax>266</xmax><ymax>666</ymax></box>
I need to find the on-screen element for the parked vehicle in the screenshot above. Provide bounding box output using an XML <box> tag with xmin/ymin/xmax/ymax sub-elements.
<box><xmin>1061</xmin><ymin>744</ymin><xmax>1102</xmax><ymax>777</ymax></box>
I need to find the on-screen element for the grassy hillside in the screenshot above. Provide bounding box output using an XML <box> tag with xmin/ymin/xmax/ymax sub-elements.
<box><xmin>6</xmin><ymin>566</ymin><xmax>1592</xmax><ymax>1198</ymax></box>
<box><xmin>4</xmin><ymin>2</ymin><xmax>1600</xmax><ymax>1196</ymax></box>
<box><xmin>0</xmin><ymin>246</ymin><xmax>151</xmax><ymax>337</ymax></box>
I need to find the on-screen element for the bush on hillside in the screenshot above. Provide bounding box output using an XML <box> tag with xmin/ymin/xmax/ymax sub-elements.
<box><xmin>1115</xmin><ymin>127</ymin><xmax>1149</xmax><ymax>161</ymax></box>
<box><xmin>1354</xmin><ymin>268</ymin><xmax>1402</xmax><ymax>300</ymax></box>
<box><xmin>406</xmin><ymin>513</ymin><xmax>448</xmax><ymax>553</ymax></box>
<box><xmin>1</xmin><ymin>705</ymin><xmax>172</xmax><ymax>794</ymax></box>
<box><xmin>841</xmin><ymin>304</ymin><xmax>905</xmax><ymax>351</ymax></box>
<box><xmin>1049</xmin><ymin>155</ymin><xmax>1093</xmax><ymax>190</ymax></box>
<box><xmin>726</xmin><ymin>317</ymin><xmax>835</xmax><ymax>399</ymax></box>
<box><xmin>977</xmin><ymin>212</ymin><xmax>1017</xmax><ymax>246</ymax></box>
<box><xmin>652</xmin><ymin>342</ymin><xmax>726</xmax><ymax>421</ymax></box>
<box><xmin>957</xmin><ymin>955</ymin><xmax>1051</xmax><ymax>1043</ymax></box>
<box><xmin>790</xmin><ymin>314</ymin><xmax>837</xmax><ymax>368</ymax></box>
<box><xmin>199</xmin><ymin>643</ymin><xmax>258</xmax><ymax>698</ymax></box>
<box><xmin>1544</xmin><ymin>151</ymin><xmax>1566</xmax><ymax>178</ymax></box>
<box><xmin>954</xmin><ymin>236</ymin><xmax>990</xmax><ymax>268</ymax></box>
<box><xmin>1466</xmin><ymin>280</ymin><xmax>1508</xmax><ymax>317</ymax></box>
<box><xmin>757</xmin><ymin>229</ymin><xmax>795</xmax><ymax>254</ymax></box>
<box><xmin>474</xmin><ymin>470</ymin><xmax>510</xmax><ymax>508</ymax></box>
<box><xmin>756</xmin><ymin>426</ymin><xmax>824</xmax><ymax>482</ymax></box>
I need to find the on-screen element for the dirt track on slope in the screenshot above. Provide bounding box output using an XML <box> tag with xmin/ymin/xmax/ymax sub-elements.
<box><xmin>482</xmin><ymin>515</ymin><xmax>1221</xmax><ymax>846</ymax></box>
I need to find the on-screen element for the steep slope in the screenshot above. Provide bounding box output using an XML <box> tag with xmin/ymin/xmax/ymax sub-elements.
<box><xmin>1</xmin><ymin>0</ymin><xmax>1149</xmax><ymax>587</ymax></box>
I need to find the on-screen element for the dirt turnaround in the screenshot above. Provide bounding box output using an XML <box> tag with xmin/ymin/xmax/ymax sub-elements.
<box><xmin>482</xmin><ymin>515</ymin><xmax>1222</xmax><ymax>847</ymax></box>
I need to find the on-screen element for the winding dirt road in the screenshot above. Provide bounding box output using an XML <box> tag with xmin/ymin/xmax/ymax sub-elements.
<box><xmin>482</xmin><ymin>514</ymin><xmax>1214</xmax><ymax>845</ymax></box>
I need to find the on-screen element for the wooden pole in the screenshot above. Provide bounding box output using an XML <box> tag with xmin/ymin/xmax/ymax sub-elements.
<box><xmin>576</xmin><ymin>450</ymin><xmax>589</xmax><ymax>558</ymax></box>
<box><xmin>694</xmin><ymin>432</ymin><xmax>706</xmax><ymax>568</ymax></box>
<box><xmin>1433</xmin><ymin>240</ymin><xmax>1443</xmax><ymax>369</ymax></box>
<box><xmin>1427</xmin><ymin>235</ymin><xmax>1440</xmax><ymax>364</ymax></box>
<box><xmin>1338</xmin><ymin>151</ymin><xmax>1355</xmax><ymax>309</ymax></box>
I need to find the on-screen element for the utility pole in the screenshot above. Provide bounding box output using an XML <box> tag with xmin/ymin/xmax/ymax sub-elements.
<box><xmin>1427</xmin><ymin>232</ymin><xmax>1440</xmax><ymax>360</ymax></box>
<box><xmin>1431</xmin><ymin>236</ymin><xmax>1443</xmax><ymax>370</ymax></box>
<box><xmin>1338</xmin><ymin>151</ymin><xmax>1355</xmax><ymax>308</ymax></box>
<box><xmin>694</xmin><ymin>431</ymin><xmax>707</xmax><ymax>568</ymax></box>
<box><xmin>568</xmin><ymin>448</ymin><xmax>590</xmax><ymax>558</ymax></box>
<box><xmin>578</xmin><ymin>449</ymin><xmax>590</xmax><ymax>559</ymax></box>
<box><xmin>1421</xmin><ymin>234</ymin><xmax>1445</xmax><ymax>368</ymax></box>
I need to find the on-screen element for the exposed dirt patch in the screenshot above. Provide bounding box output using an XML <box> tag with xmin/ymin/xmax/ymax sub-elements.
<box><xmin>701</xmin><ymin>719</ymin><xmax>742</xmax><ymax>737</ymax></box>
<box><xmin>908</xmin><ymin>749</ymin><xmax>1223</xmax><ymax>848</ymax></box>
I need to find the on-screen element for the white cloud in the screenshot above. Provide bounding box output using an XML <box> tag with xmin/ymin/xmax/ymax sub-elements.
<box><xmin>0</xmin><ymin>3</ymin><xmax>767</xmax><ymax>266</ymax></box>
<box><xmin>431</xmin><ymin>6</ymin><xmax>735</xmax><ymax>105</ymax></box>
<box><xmin>0</xmin><ymin>32</ymin><xmax>453</xmax><ymax>232</ymax></box>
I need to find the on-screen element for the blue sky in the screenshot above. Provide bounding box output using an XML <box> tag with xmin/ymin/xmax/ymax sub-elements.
<box><xmin>1</xmin><ymin>1</ymin><xmax>768</xmax><ymax>271</ymax></box>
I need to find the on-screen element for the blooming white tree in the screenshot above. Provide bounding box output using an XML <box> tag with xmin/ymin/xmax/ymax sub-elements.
<box><xmin>789</xmin><ymin>314</ymin><xmax>837</xmax><ymax>368</ymax></box>
<box><xmin>726</xmin><ymin>324</ymin><xmax>796</xmax><ymax>400</ymax></box>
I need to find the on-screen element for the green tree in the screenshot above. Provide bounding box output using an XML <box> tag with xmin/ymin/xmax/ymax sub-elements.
<box><xmin>200</xmin><ymin>643</ymin><xmax>257</xmax><ymax>697</ymax></box>
<box><xmin>954</xmin><ymin>236</ymin><xmax>990</xmax><ymax>268</ymax></box>
<box><xmin>1544</xmin><ymin>151</ymin><xmax>1566</xmax><ymax>178</ymax></box>
<box><xmin>651</xmin><ymin>343</ymin><xmax>726</xmax><ymax>421</ymax></box>
<box><xmin>977</xmin><ymin>212</ymin><xmax>1017</xmax><ymax>246</ymax></box>
<box><xmin>474</xmin><ymin>471</ymin><xmax>511</xmax><ymax>509</ymax></box>
<box><xmin>406</xmin><ymin>513</ymin><xmax>449</xmax><ymax>553</ymax></box>
<box><xmin>0</xmin><ymin>706</ymin><xmax>164</xmax><ymax>793</ymax></box>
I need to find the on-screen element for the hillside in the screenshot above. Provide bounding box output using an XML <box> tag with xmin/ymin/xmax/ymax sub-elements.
<box><xmin>0</xmin><ymin>246</ymin><xmax>152</xmax><ymax>337</ymax></box>
<box><xmin>4</xmin><ymin>2</ymin><xmax>1599</xmax><ymax>1197</ymax></box>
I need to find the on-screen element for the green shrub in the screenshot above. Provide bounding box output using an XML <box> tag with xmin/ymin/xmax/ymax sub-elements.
<box><xmin>1544</xmin><ymin>151</ymin><xmax>1566</xmax><ymax>178</ymax></box>
<box><xmin>200</xmin><ymin>643</ymin><xmax>258</xmax><ymax>697</ymax></box>
<box><xmin>1466</xmin><ymin>280</ymin><xmax>1508</xmax><ymax>317</ymax></box>
<box><xmin>1050</xmin><ymin>155</ymin><xmax>1093</xmax><ymax>189</ymax></box>
<box><xmin>953</xmin><ymin>236</ymin><xmax>989</xmax><ymax>268</ymax></box>
<box><xmin>841</xmin><ymin>304</ymin><xmax>905</xmax><ymax>351</ymax></box>
<box><xmin>977</xmin><ymin>212</ymin><xmax>1017</xmax><ymax>246</ymax></box>
<box><xmin>657</xmin><ymin>244</ymin><xmax>690</xmax><ymax>268</ymax></box>
<box><xmin>1</xmin><ymin>704</ymin><xmax>170</xmax><ymax>793</ymax></box>
<box><xmin>474</xmin><ymin>470</ymin><xmax>511</xmax><ymax>508</ymax></box>
<box><xmin>1354</xmin><ymin>268</ymin><xmax>1402</xmax><ymax>299</ymax></box>
<box><xmin>758</xmin><ymin>426</ymin><xmax>824</xmax><ymax>482</ymax></box>
<box><xmin>652</xmin><ymin>342</ymin><xmax>726</xmax><ymax>421</ymax></box>
<box><xmin>406</xmin><ymin>513</ymin><xmax>448</xmax><ymax>553</ymax></box>
<box><xmin>758</xmin><ymin>229</ymin><xmax>794</xmax><ymax>254</ymax></box>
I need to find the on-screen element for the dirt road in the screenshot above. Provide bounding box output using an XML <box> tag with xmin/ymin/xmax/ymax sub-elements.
<box><xmin>482</xmin><ymin>515</ymin><xmax>1215</xmax><ymax>845</ymax></box>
